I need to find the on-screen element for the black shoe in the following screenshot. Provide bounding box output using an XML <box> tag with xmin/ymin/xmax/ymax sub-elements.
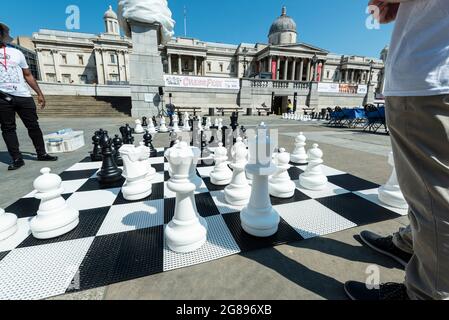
<box><xmin>8</xmin><ymin>158</ymin><xmax>25</xmax><ymax>171</ymax></box>
<box><xmin>37</xmin><ymin>154</ymin><xmax>58</xmax><ymax>162</ymax></box>
<box><xmin>360</xmin><ymin>231</ymin><xmax>412</xmax><ymax>268</ymax></box>
<box><xmin>344</xmin><ymin>281</ymin><xmax>410</xmax><ymax>300</ymax></box>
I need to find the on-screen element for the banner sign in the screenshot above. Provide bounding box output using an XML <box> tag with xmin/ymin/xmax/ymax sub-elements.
<box><xmin>164</xmin><ymin>75</ymin><xmax>240</xmax><ymax>90</ymax></box>
<box><xmin>318</xmin><ymin>82</ymin><xmax>339</xmax><ymax>93</ymax></box>
<box><xmin>357</xmin><ymin>85</ymin><xmax>368</xmax><ymax>95</ymax></box>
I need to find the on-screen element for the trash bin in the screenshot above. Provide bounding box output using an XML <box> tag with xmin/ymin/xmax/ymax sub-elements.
<box><xmin>246</xmin><ymin>108</ymin><xmax>253</xmax><ymax>116</ymax></box>
<box><xmin>209</xmin><ymin>108</ymin><xmax>215</xmax><ymax>116</ymax></box>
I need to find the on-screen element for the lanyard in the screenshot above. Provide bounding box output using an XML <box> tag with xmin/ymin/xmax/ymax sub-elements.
<box><xmin>1</xmin><ymin>45</ymin><xmax>6</xmax><ymax>71</ymax></box>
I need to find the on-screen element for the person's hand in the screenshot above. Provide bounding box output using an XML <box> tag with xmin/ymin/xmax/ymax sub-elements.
<box><xmin>368</xmin><ymin>0</ymin><xmax>400</xmax><ymax>24</ymax></box>
<box><xmin>37</xmin><ymin>94</ymin><xmax>46</xmax><ymax>109</ymax></box>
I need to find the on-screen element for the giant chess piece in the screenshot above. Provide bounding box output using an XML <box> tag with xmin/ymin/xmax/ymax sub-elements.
<box><xmin>142</xmin><ymin>116</ymin><xmax>149</xmax><ymax>127</ymax></box>
<box><xmin>112</xmin><ymin>135</ymin><xmax>124</xmax><ymax>166</ymax></box>
<box><xmin>210</xmin><ymin>142</ymin><xmax>233</xmax><ymax>186</ymax></box>
<box><xmin>224</xmin><ymin>137</ymin><xmax>251</xmax><ymax>206</ymax></box>
<box><xmin>90</xmin><ymin>130</ymin><xmax>103</xmax><ymax>161</ymax></box>
<box><xmin>159</xmin><ymin>116</ymin><xmax>169</xmax><ymax>133</ymax></box>
<box><xmin>143</xmin><ymin>130</ymin><xmax>158</xmax><ymax>158</ymax></box>
<box><xmin>165</xmin><ymin>142</ymin><xmax>208</xmax><ymax>253</ymax></box>
<box><xmin>230</xmin><ymin>112</ymin><xmax>239</xmax><ymax>131</ymax></box>
<box><xmin>205</xmin><ymin>117</ymin><xmax>212</xmax><ymax>131</ymax></box>
<box><xmin>378</xmin><ymin>152</ymin><xmax>408</xmax><ymax>209</ymax></box>
<box><xmin>178</xmin><ymin>111</ymin><xmax>184</xmax><ymax>127</ymax></box>
<box><xmin>241</xmin><ymin>123</ymin><xmax>280</xmax><ymax>237</ymax></box>
<box><xmin>135</xmin><ymin>119</ymin><xmax>145</xmax><ymax>134</ymax></box>
<box><xmin>299</xmin><ymin>144</ymin><xmax>328</xmax><ymax>191</ymax></box>
<box><xmin>183</xmin><ymin>112</ymin><xmax>191</xmax><ymax>132</ymax></box>
<box><xmin>269</xmin><ymin>148</ymin><xmax>296</xmax><ymax>198</ymax></box>
<box><xmin>120</xmin><ymin>144</ymin><xmax>153</xmax><ymax>201</ymax></box>
<box><xmin>0</xmin><ymin>208</ymin><xmax>18</xmax><ymax>241</ymax></box>
<box><xmin>147</xmin><ymin>119</ymin><xmax>157</xmax><ymax>134</ymax></box>
<box><xmin>123</xmin><ymin>124</ymin><xmax>135</xmax><ymax>145</ymax></box>
<box><xmin>291</xmin><ymin>132</ymin><xmax>308</xmax><ymax>165</ymax></box>
<box><xmin>172</xmin><ymin>114</ymin><xmax>181</xmax><ymax>133</ymax></box>
<box><xmin>97</xmin><ymin>131</ymin><xmax>123</xmax><ymax>184</ymax></box>
<box><xmin>30</xmin><ymin>168</ymin><xmax>79</xmax><ymax>239</ymax></box>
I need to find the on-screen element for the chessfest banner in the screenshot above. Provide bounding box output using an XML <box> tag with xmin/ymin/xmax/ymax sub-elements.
<box><xmin>164</xmin><ymin>75</ymin><xmax>241</xmax><ymax>90</ymax></box>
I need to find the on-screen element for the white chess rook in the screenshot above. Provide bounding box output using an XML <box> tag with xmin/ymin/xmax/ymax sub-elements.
<box><xmin>225</xmin><ymin>137</ymin><xmax>251</xmax><ymax>206</ymax></box>
<box><xmin>164</xmin><ymin>142</ymin><xmax>208</xmax><ymax>253</ymax></box>
<box><xmin>299</xmin><ymin>144</ymin><xmax>328</xmax><ymax>191</ymax></box>
<box><xmin>30</xmin><ymin>168</ymin><xmax>79</xmax><ymax>239</ymax></box>
<box><xmin>269</xmin><ymin>148</ymin><xmax>296</xmax><ymax>198</ymax></box>
<box><xmin>120</xmin><ymin>144</ymin><xmax>153</xmax><ymax>201</ymax></box>
<box><xmin>159</xmin><ymin>116</ymin><xmax>169</xmax><ymax>133</ymax></box>
<box><xmin>241</xmin><ymin>123</ymin><xmax>280</xmax><ymax>237</ymax></box>
<box><xmin>378</xmin><ymin>152</ymin><xmax>408</xmax><ymax>209</ymax></box>
<box><xmin>134</xmin><ymin>119</ymin><xmax>144</xmax><ymax>134</ymax></box>
<box><xmin>0</xmin><ymin>208</ymin><xmax>18</xmax><ymax>241</ymax></box>
<box><xmin>210</xmin><ymin>143</ymin><xmax>233</xmax><ymax>186</ymax></box>
<box><xmin>291</xmin><ymin>132</ymin><xmax>308</xmax><ymax>164</ymax></box>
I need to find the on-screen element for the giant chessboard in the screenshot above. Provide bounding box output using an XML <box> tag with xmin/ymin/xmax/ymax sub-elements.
<box><xmin>0</xmin><ymin>148</ymin><xmax>407</xmax><ymax>300</ymax></box>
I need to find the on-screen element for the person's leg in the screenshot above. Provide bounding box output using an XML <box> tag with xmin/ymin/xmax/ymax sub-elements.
<box><xmin>0</xmin><ymin>99</ymin><xmax>22</xmax><ymax>160</ymax></box>
<box><xmin>14</xmin><ymin>97</ymin><xmax>47</xmax><ymax>156</ymax></box>
<box><xmin>387</xmin><ymin>95</ymin><xmax>449</xmax><ymax>300</ymax></box>
<box><xmin>392</xmin><ymin>225</ymin><xmax>413</xmax><ymax>255</ymax></box>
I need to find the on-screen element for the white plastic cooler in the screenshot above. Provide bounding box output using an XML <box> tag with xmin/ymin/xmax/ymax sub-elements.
<box><xmin>44</xmin><ymin>129</ymin><xmax>85</xmax><ymax>153</ymax></box>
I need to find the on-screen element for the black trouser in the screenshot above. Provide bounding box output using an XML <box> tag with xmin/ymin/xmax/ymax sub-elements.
<box><xmin>0</xmin><ymin>96</ymin><xmax>46</xmax><ymax>160</ymax></box>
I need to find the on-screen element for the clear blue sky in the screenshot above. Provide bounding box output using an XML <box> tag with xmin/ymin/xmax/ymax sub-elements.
<box><xmin>3</xmin><ymin>0</ymin><xmax>393</xmax><ymax>58</ymax></box>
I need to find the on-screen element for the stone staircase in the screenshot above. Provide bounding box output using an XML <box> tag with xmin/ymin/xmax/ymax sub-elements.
<box><xmin>34</xmin><ymin>96</ymin><xmax>132</xmax><ymax>117</ymax></box>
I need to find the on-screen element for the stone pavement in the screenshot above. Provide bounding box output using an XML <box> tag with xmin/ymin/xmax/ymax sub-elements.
<box><xmin>0</xmin><ymin>115</ymin><xmax>408</xmax><ymax>300</ymax></box>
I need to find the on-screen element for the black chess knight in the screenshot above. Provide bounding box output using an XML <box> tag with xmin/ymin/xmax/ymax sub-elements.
<box><xmin>97</xmin><ymin>131</ymin><xmax>123</xmax><ymax>184</ymax></box>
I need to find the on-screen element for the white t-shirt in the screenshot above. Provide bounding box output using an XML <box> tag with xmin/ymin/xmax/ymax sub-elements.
<box><xmin>383</xmin><ymin>0</ymin><xmax>449</xmax><ymax>97</ymax></box>
<box><xmin>0</xmin><ymin>46</ymin><xmax>32</xmax><ymax>97</ymax></box>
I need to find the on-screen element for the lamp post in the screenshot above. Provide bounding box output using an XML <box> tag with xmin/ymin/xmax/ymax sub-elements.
<box><xmin>368</xmin><ymin>60</ymin><xmax>375</xmax><ymax>85</ymax></box>
<box><xmin>242</xmin><ymin>48</ymin><xmax>249</xmax><ymax>78</ymax></box>
<box><xmin>311</xmin><ymin>54</ymin><xmax>318</xmax><ymax>82</ymax></box>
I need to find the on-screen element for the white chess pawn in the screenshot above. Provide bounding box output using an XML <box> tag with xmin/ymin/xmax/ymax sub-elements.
<box><xmin>0</xmin><ymin>208</ymin><xmax>18</xmax><ymax>241</ymax></box>
<box><xmin>210</xmin><ymin>142</ymin><xmax>233</xmax><ymax>186</ymax></box>
<box><xmin>147</xmin><ymin>119</ymin><xmax>157</xmax><ymax>134</ymax></box>
<box><xmin>299</xmin><ymin>144</ymin><xmax>328</xmax><ymax>191</ymax></box>
<box><xmin>291</xmin><ymin>132</ymin><xmax>308</xmax><ymax>165</ymax></box>
<box><xmin>30</xmin><ymin>168</ymin><xmax>79</xmax><ymax>239</ymax></box>
<box><xmin>134</xmin><ymin>119</ymin><xmax>144</xmax><ymax>134</ymax></box>
<box><xmin>172</xmin><ymin>114</ymin><xmax>181</xmax><ymax>133</ymax></box>
<box><xmin>214</xmin><ymin>118</ymin><xmax>220</xmax><ymax>127</ymax></box>
<box><xmin>378</xmin><ymin>152</ymin><xmax>408</xmax><ymax>209</ymax></box>
<box><xmin>165</xmin><ymin>142</ymin><xmax>208</xmax><ymax>253</ymax></box>
<box><xmin>225</xmin><ymin>137</ymin><xmax>251</xmax><ymax>206</ymax></box>
<box><xmin>159</xmin><ymin>116</ymin><xmax>169</xmax><ymax>133</ymax></box>
<box><xmin>269</xmin><ymin>148</ymin><xmax>296</xmax><ymax>198</ymax></box>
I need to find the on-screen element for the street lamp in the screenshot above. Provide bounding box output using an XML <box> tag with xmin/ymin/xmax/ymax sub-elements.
<box><xmin>312</xmin><ymin>54</ymin><xmax>318</xmax><ymax>82</ymax></box>
<box><xmin>242</xmin><ymin>48</ymin><xmax>249</xmax><ymax>78</ymax></box>
<box><xmin>368</xmin><ymin>60</ymin><xmax>375</xmax><ymax>85</ymax></box>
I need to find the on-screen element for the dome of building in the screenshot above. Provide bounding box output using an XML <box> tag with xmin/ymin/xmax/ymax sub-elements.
<box><xmin>104</xmin><ymin>5</ymin><xmax>118</xmax><ymax>20</ymax></box>
<box><xmin>268</xmin><ymin>7</ymin><xmax>297</xmax><ymax>45</ymax></box>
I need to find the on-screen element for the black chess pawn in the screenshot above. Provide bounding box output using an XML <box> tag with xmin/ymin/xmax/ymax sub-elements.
<box><xmin>142</xmin><ymin>116</ymin><xmax>148</xmax><ymax>127</ymax></box>
<box><xmin>90</xmin><ymin>131</ymin><xmax>103</xmax><ymax>161</ymax></box>
<box><xmin>97</xmin><ymin>131</ymin><xmax>123</xmax><ymax>185</ymax></box>
<box><xmin>143</xmin><ymin>130</ymin><xmax>157</xmax><ymax>158</ymax></box>
<box><xmin>202</xmin><ymin>117</ymin><xmax>207</xmax><ymax>127</ymax></box>
<box><xmin>169</xmin><ymin>114</ymin><xmax>174</xmax><ymax>127</ymax></box>
<box><xmin>112</xmin><ymin>135</ymin><xmax>123</xmax><ymax>166</ymax></box>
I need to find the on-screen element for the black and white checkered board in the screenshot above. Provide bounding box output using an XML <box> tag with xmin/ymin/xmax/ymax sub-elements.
<box><xmin>0</xmin><ymin>148</ymin><xmax>407</xmax><ymax>300</ymax></box>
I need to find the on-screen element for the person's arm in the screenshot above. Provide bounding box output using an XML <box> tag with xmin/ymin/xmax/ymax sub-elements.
<box><xmin>22</xmin><ymin>69</ymin><xmax>46</xmax><ymax>109</ymax></box>
<box><xmin>368</xmin><ymin>0</ymin><xmax>410</xmax><ymax>24</ymax></box>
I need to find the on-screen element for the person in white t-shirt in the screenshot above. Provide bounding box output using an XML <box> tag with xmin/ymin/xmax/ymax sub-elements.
<box><xmin>0</xmin><ymin>23</ymin><xmax>57</xmax><ymax>170</ymax></box>
<box><xmin>344</xmin><ymin>0</ymin><xmax>449</xmax><ymax>300</ymax></box>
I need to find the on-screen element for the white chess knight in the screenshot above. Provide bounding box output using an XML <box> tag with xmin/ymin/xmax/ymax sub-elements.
<box><xmin>164</xmin><ymin>142</ymin><xmax>208</xmax><ymax>253</ymax></box>
<box><xmin>172</xmin><ymin>114</ymin><xmax>181</xmax><ymax>133</ymax></box>
<box><xmin>134</xmin><ymin>119</ymin><xmax>144</xmax><ymax>134</ymax></box>
<box><xmin>120</xmin><ymin>144</ymin><xmax>154</xmax><ymax>201</ymax></box>
<box><xmin>241</xmin><ymin>123</ymin><xmax>280</xmax><ymax>237</ymax></box>
<box><xmin>147</xmin><ymin>119</ymin><xmax>157</xmax><ymax>134</ymax></box>
<box><xmin>30</xmin><ymin>168</ymin><xmax>79</xmax><ymax>239</ymax></box>
<box><xmin>224</xmin><ymin>137</ymin><xmax>251</xmax><ymax>206</ymax></box>
<box><xmin>0</xmin><ymin>208</ymin><xmax>18</xmax><ymax>241</ymax></box>
<box><xmin>269</xmin><ymin>148</ymin><xmax>296</xmax><ymax>198</ymax></box>
<box><xmin>210</xmin><ymin>142</ymin><xmax>233</xmax><ymax>186</ymax></box>
<box><xmin>378</xmin><ymin>152</ymin><xmax>409</xmax><ymax>209</ymax></box>
<box><xmin>159</xmin><ymin>116</ymin><xmax>169</xmax><ymax>133</ymax></box>
<box><xmin>299</xmin><ymin>144</ymin><xmax>328</xmax><ymax>191</ymax></box>
<box><xmin>291</xmin><ymin>132</ymin><xmax>308</xmax><ymax>165</ymax></box>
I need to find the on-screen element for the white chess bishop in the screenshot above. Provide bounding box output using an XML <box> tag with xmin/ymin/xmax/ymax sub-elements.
<box><xmin>164</xmin><ymin>142</ymin><xmax>208</xmax><ymax>253</ymax></box>
<box><xmin>134</xmin><ymin>119</ymin><xmax>144</xmax><ymax>134</ymax></box>
<box><xmin>241</xmin><ymin>123</ymin><xmax>280</xmax><ymax>237</ymax></box>
<box><xmin>269</xmin><ymin>148</ymin><xmax>296</xmax><ymax>198</ymax></box>
<box><xmin>378</xmin><ymin>152</ymin><xmax>408</xmax><ymax>209</ymax></box>
<box><xmin>120</xmin><ymin>144</ymin><xmax>154</xmax><ymax>201</ymax></box>
<box><xmin>291</xmin><ymin>132</ymin><xmax>308</xmax><ymax>165</ymax></box>
<box><xmin>159</xmin><ymin>116</ymin><xmax>169</xmax><ymax>133</ymax></box>
<box><xmin>299</xmin><ymin>144</ymin><xmax>328</xmax><ymax>190</ymax></box>
<box><xmin>30</xmin><ymin>168</ymin><xmax>79</xmax><ymax>239</ymax></box>
<box><xmin>224</xmin><ymin>137</ymin><xmax>251</xmax><ymax>206</ymax></box>
<box><xmin>210</xmin><ymin>143</ymin><xmax>233</xmax><ymax>186</ymax></box>
<box><xmin>0</xmin><ymin>208</ymin><xmax>18</xmax><ymax>241</ymax></box>
<box><xmin>147</xmin><ymin>119</ymin><xmax>157</xmax><ymax>134</ymax></box>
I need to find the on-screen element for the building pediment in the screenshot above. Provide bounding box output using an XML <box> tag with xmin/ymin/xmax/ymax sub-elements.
<box><xmin>270</xmin><ymin>42</ymin><xmax>329</xmax><ymax>54</ymax></box>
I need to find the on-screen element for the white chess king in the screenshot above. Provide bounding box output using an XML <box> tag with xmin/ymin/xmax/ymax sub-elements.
<box><xmin>164</xmin><ymin>142</ymin><xmax>208</xmax><ymax>253</ymax></box>
<box><xmin>30</xmin><ymin>168</ymin><xmax>79</xmax><ymax>239</ymax></box>
<box><xmin>240</xmin><ymin>123</ymin><xmax>280</xmax><ymax>237</ymax></box>
<box><xmin>299</xmin><ymin>144</ymin><xmax>328</xmax><ymax>191</ymax></box>
<box><xmin>269</xmin><ymin>148</ymin><xmax>296</xmax><ymax>198</ymax></box>
<box><xmin>378</xmin><ymin>152</ymin><xmax>408</xmax><ymax>209</ymax></box>
<box><xmin>0</xmin><ymin>208</ymin><xmax>18</xmax><ymax>241</ymax></box>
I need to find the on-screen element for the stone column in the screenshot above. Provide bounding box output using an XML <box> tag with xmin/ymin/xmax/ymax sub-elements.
<box><xmin>101</xmin><ymin>50</ymin><xmax>108</xmax><ymax>83</ymax></box>
<box><xmin>35</xmin><ymin>49</ymin><xmax>46</xmax><ymax>81</ymax></box>
<box><xmin>313</xmin><ymin>62</ymin><xmax>318</xmax><ymax>82</ymax></box>
<box><xmin>202</xmin><ymin>58</ymin><xmax>206</xmax><ymax>76</ymax></box>
<box><xmin>306</xmin><ymin>59</ymin><xmax>311</xmax><ymax>81</ymax></box>
<box><xmin>321</xmin><ymin>61</ymin><xmax>326</xmax><ymax>81</ymax></box>
<box><xmin>350</xmin><ymin>70</ymin><xmax>355</xmax><ymax>83</ymax></box>
<box><xmin>268</xmin><ymin>56</ymin><xmax>272</xmax><ymax>73</ymax></box>
<box><xmin>168</xmin><ymin>54</ymin><xmax>172</xmax><ymax>74</ymax></box>
<box><xmin>291</xmin><ymin>59</ymin><xmax>297</xmax><ymax>81</ymax></box>
<box><xmin>299</xmin><ymin>59</ymin><xmax>304</xmax><ymax>82</ymax></box>
<box><xmin>194</xmin><ymin>57</ymin><xmax>198</xmax><ymax>75</ymax></box>
<box><xmin>276</xmin><ymin>56</ymin><xmax>281</xmax><ymax>80</ymax></box>
<box><xmin>284</xmin><ymin>58</ymin><xmax>289</xmax><ymax>80</ymax></box>
<box><xmin>178</xmin><ymin>55</ymin><xmax>182</xmax><ymax>74</ymax></box>
<box><xmin>51</xmin><ymin>50</ymin><xmax>61</xmax><ymax>82</ymax></box>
